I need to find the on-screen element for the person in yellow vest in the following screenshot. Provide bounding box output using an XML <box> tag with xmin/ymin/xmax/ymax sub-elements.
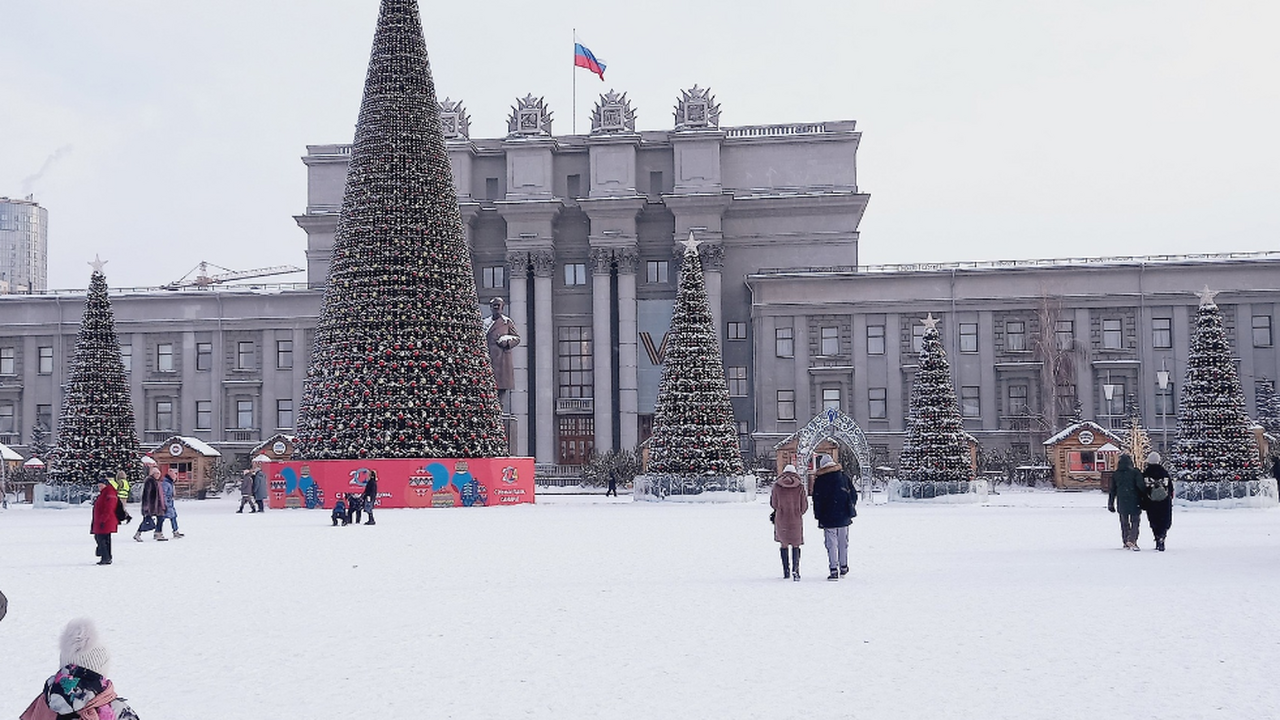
<box><xmin>110</xmin><ymin>470</ymin><xmax>131</xmax><ymax>503</ymax></box>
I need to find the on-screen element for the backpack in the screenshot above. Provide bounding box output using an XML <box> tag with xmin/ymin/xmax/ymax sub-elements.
<box><xmin>1148</xmin><ymin>480</ymin><xmax>1169</xmax><ymax>503</ymax></box>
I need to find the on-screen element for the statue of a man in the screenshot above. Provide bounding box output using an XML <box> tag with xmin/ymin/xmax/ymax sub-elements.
<box><xmin>483</xmin><ymin>297</ymin><xmax>520</xmax><ymax>393</ymax></box>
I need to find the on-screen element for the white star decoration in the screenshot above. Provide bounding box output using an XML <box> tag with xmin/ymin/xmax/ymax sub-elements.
<box><xmin>679</xmin><ymin>230</ymin><xmax>701</xmax><ymax>254</ymax></box>
<box><xmin>88</xmin><ymin>255</ymin><xmax>107</xmax><ymax>274</ymax></box>
<box><xmin>1196</xmin><ymin>285</ymin><xmax>1219</xmax><ymax>307</ymax></box>
<box><xmin>921</xmin><ymin>313</ymin><xmax>941</xmax><ymax>330</ymax></box>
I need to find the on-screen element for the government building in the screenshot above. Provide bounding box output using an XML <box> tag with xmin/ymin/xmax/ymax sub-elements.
<box><xmin>1</xmin><ymin>88</ymin><xmax>1277</xmax><ymax>470</ymax></box>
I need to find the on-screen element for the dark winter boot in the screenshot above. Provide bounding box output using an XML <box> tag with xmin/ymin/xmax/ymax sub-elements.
<box><xmin>791</xmin><ymin>547</ymin><xmax>801</xmax><ymax>582</ymax></box>
<box><xmin>1156</xmin><ymin>537</ymin><xmax>1166</xmax><ymax>552</ymax></box>
<box><xmin>827</xmin><ymin>568</ymin><xmax>840</xmax><ymax>581</ymax></box>
<box><xmin>780</xmin><ymin>547</ymin><xmax>791</xmax><ymax>579</ymax></box>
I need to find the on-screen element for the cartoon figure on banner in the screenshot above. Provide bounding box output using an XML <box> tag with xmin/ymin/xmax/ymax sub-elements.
<box><xmin>461</xmin><ymin>475</ymin><xmax>480</xmax><ymax>507</ymax></box>
<box><xmin>407</xmin><ymin>472</ymin><xmax>433</xmax><ymax>508</ymax></box>
<box><xmin>426</xmin><ymin>462</ymin><xmax>460</xmax><ymax>507</ymax></box>
<box><xmin>303</xmin><ymin>482</ymin><xmax>323</xmax><ymax>509</ymax></box>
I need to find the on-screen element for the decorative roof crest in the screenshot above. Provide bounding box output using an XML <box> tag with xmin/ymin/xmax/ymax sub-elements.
<box><xmin>507</xmin><ymin>94</ymin><xmax>554</xmax><ymax>137</ymax></box>
<box><xmin>590</xmin><ymin>89</ymin><xmax>637</xmax><ymax>134</ymax></box>
<box><xmin>439</xmin><ymin>97</ymin><xmax>470</xmax><ymax>140</ymax></box>
<box><xmin>674</xmin><ymin>85</ymin><xmax>721</xmax><ymax>130</ymax></box>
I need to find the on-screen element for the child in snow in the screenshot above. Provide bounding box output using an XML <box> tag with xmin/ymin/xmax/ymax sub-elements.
<box><xmin>21</xmin><ymin>617</ymin><xmax>139</xmax><ymax>719</ymax></box>
<box><xmin>346</xmin><ymin>493</ymin><xmax>364</xmax><ymax>525</ymax></box>
<box><xmin>332</xmin><ymin>495</ymin><xmax>349</xmax><ymax>526</ymax></box>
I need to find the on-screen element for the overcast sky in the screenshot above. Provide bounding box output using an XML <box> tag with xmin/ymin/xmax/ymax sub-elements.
<box><xmin>3</xmin><ymin>0</ymin><xmax>1278</xmax><ymax>290</ymax></box>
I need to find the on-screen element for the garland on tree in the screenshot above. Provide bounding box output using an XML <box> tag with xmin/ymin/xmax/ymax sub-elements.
<box><xmin>645</xmin><ymin>235</ymin><xmax>744</xmax><ymax>478</ymax></box>
<box><xmin>47</xmin><ymin>260</ymin><xmax>142</xmax><ymax>486</ymax></box>
<box><xmin>1169</xmin><ymin>287</ymin><xmax>1261</xmax><ymax>483</ymax></box>
<box><xmin>898</xmin><ymin>314</ymin><xmax>973</xmax><ymax>483</ymax></box>
<box><xmin>295</xmin><ymin>0</ymin><xmax>506</xmax><ymax>460</ymax></box>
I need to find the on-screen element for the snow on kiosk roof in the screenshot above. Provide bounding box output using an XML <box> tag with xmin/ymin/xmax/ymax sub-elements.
<box><xmin>0</xmin><ymin>442</ymin><xmax>21</xmax><ymax>462</ymax></box>
<box><xmin>150</xmin><ymin>436</ymin><xmax>222</xmax><ymax>458</ymax></box>
<box><xmin>1041</xmin><ymin>420</ymin><xmax>1124</xmax><ymax>447</ymax></box>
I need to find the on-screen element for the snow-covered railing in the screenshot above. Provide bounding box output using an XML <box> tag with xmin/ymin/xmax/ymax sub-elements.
<box><xmin>1175</xmin><ymin>478</ymin><xmax>1278</xmax><ymax>508</ymax></box>
<box><xmin>724</xmin><ymin>123</ymin><xmax>827</xmax><ymax>138</ymax></box>
<box><xmin>754</xmin><ymin>250</ymin><xmax>1280</xmax><ymax>277</ymax></box>
<box><xmin>888</xmin><ymin>478</ymin><xmax>990</xmax><ymax>503</ymax></box>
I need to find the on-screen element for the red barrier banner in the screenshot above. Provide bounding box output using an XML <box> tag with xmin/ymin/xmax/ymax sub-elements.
<box><xmin>264</xmin><ymin>457</ymin><xmax>536</xmax><ymax>510</ymax></box>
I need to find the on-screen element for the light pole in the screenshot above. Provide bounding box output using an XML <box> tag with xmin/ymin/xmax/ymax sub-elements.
<box><xmin>1103</xmin><ymin>372</ymin><xmax>1120</xmax><ymax>430</ymax></box>
<box><xmin>1157</xmin><ymin>360</ymin><xmax>1171</xmax><ymax>455</ymax></box>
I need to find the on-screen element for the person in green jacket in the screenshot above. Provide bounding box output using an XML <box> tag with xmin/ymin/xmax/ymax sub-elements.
<box><xmin>1108</xmin><ymin>453</ymin><xmax>1145</xmax><ymax>551</ymax></box>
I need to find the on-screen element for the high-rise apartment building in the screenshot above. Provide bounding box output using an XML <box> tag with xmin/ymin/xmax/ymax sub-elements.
<box><xmin>0</xmin><ymin>196</ymin><xmax>48</xmax><ymax>293</ymax></box>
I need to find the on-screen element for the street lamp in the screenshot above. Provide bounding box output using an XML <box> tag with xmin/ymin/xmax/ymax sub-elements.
<box><xmin>1157</xmin><ymin>360</ymin><xmax>1171</xmax><ymax>455</ymax></box>
<box><xmin>1103</xmin><ymin>373</ymin><xmax>1120</xmax><ymax>429</ymax></box>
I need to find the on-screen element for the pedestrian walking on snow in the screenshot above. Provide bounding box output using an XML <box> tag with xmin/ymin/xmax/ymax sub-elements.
<box><xmin>606</xmin><ymin>469</ymin><xmax>618</xmax><ymax>497</ymax></box>
<box><xmin>252</xmin><ymin>460</ymin><xmax>268</xmax><ymax>513</ymax></box>
<box><xmin>362</xmin><ymin>469</ymin><xmax>379</xmax><ymax>525</ymax></box>
<box><xmin>770</xmin><ymin>464</ymin><xmax>808</xmax><ymax>581</ymax></box>
<box><xmin>91</xmin><ymin>476</ymin><xmax>131</xmax><ymax>565</ymax></box>
<box><xmin>1109</xmin><ymin>453</ymin><xmax>1145</xmax><ymax>550</ymax></box>
<box><xmin>21</xmin><ymin>618</ymin><xmax>139</xmax><ymax>720</ymax></box>
<box><xmin>1142</xmin><ymin>451</ymin><xmax>1173</xmax><ymax>551</ymax></box>
<box><xmin>811</xmin><ymin>454</ymin><xmax>857</xmax><ymax>580</ymax></box>
<box><xmin>134</xmin><ymin>466</ymin><xmax>168</xmax><ymax>542</ymax></box>
<box><xmin>160</xmin><ymin>468</ymin><xmax>184</xmax><ymax>538</ymax></box>
<box><xmin>237</xmin><ymin>468</ymin><xmax>257</xmax><ymax>513</ymax></box>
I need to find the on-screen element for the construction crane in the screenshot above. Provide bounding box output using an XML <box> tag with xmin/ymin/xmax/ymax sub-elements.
<box><xmin>164</xmin><ymin>261</ymin><xmax>305</xmax><ymax>290</ymax></box>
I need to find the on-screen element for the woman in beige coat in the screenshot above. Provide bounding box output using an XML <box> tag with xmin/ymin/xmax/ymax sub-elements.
<box><xmin>770</xmin><ymin>464</ymin><xmax>809</xmax><ymax>581</ymax></box>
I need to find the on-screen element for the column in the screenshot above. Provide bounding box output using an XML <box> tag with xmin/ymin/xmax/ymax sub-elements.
<box><xmin>702</xmin><ymin>243</ymin><xmax>725</xmax><ymax>345</ymax></box>
<box><xmin>616</xmin><ymin>248</ymin><xmax>639</xmax><ymax>451</ymax></box>
<box><xmin>506</xmin><ymin>251</ymin><xmax>531</xmax><ymax>457</ymax></box>
<box><xmin>531</xmin><ymin>249</ymin><xmax>556</xmax><ymax>463</ymax></box>
<box><xmin>590</xmin><ymin>248</ymin><xmax>614</xmax><ymax>452</ymax></box>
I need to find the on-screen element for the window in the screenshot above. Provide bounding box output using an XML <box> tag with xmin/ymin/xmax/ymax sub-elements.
<box><xmin>1103</xmin><ymin>383</ymin><xmax>1126</xmax><ymax>416</ymax></box>
<box><xmin>564</xmin><ymin>263</ymin><xmax>587</xmax><ymax>286</ymax></box>
<box><xmin>1055</xmin><ymin>320</ymin><xmax>1075</xmax><ymax>351</ymax></box>
<box><xmin>195</xmin><ymin>400</ymin><xmax>212</xmax><ymax>430</ymax></box>
<box><xmin>912</xmin><ymin>325</ymin><xmax>926</xmax><ymax>354</ymax></box>
<box><xmin>1102</xmin><ymin>319</ymin><xmax>1123</xmax><ymax>350</ymax></box>
<box><xmin>959</xmin><ymin>323</ymin><xmax>978</xmax><ymax>354</ymax></box>
<box><xmin>566</xmin><ymin>174</ymin><xmax>581</xmax><ymax>199</ymax></box>
<box><xmin>485</xmin><ymin>177</ymin><xmax>500</xmax><ymax>200</ymax></box>
<box><xmin>868</xmin><ymin>388</ymin><xmax>887</xmax><ymax>419</ymax></box>
<box><xmin>157</xmin><ymin>343</ymin><xmax>174</xmax><ymax>372</ymax></box>
<box><xmin>1006</xmin><ymin>321</ymin><xmax>1026</xmax><ymax>352</ymax></box>
<box><xmin>1055</xmin><ymin>384</ymin><xmax>1077</xmax><ymax>419</ymax></box>
<box><xmin>557</xmin><ymin>416</ymin><xmax>594</xmax><ymax>465</ymax></box>
<box><xmin>1152</xmin><ymin>317</ymin><xmax>1172</xmax><ymax>349</ymax></box>
<box><xmin>557</xmin><ymin>326</ymin><xmax>593</xmax><ymax>398</ymax></box>
<box><xmin>649</xmin><ymin>171</ymin><xmax>664</xmax><ymax>196</ymax></box>
<box><xmin>646</xmin><ymin>260</ymin><xmax>669</xmax><ymax>284</ymax></box>
<box><xmin>1155</xmin><ymin>384</ymin><xmax>1175</xmax><ymax>416</ymax></box>
<box><xmin>960</xmin><ymin>386</ymin><xmax>980</xmax><ymax>418</ymax></box>
<box><xmin>276</xmin><ymin>399</ymin><xmax>294</xmax><ymax>429</ymax></box>
<box><xmin>482</xmin><ymin>266</ymin><xmax>505</xmax><ymax>289</ymax></box>
<box><xmin>820</xmin><ymin>326</ymin><xmax>839</xmax><ymax>356</ymax></box>
<box><xmin>0</xmin><ymin>347</ymin><xmax>13</xmax><ymax>375</ymax></box>
<box><xmin>775</xmin><ymin>327</ymin><xmax>794</xmax><ymax>358</ymax></box>
<box><xmin>155</xmin><ymin>400</ymin><xmax>174</xmax><ymax>431</ymax></box>
<box><xmin>276</xmin><ymin>340</ymin><xmax>294</xmax><ymax>369</ymax></box>
<box><xmin>726</xmin><ymin>322</ymin><xmax>747</xmax><ymax>341</ymax></box>
<box><xmin>777</xmin><ymin>390</ymin><xmax>795</xmax><ymax>421</ymax></box>
<box><xmin>196</xmin><ymin>342</ymin><xmax>212</xmax><ymax>371</ymax></box>
<box><xmin>236</xmin><ymin>400</ymin><xmax>254</xmax><ymax>430</ymax></box>
<box><xmin>1253</xmin><ymin>315</ymin><xmax>1273</xmax><ymax>347</ymax></box>
<box><xmin>727</xmin><ymin>366</ymin><xmax>748</xmax><ymax>396</ymax></box>
<box><xmin>38</xmin><ymin>346</ymin><xmax>53</xmax><ymax>375</ymax></box>
<box><xmin>822</xmin><ymin>388</ymin><xmax>841</xmax><ymax>412</ymax></box>
<box><xmin>0</xmin><ymin>403</ymin><xmax>13</xmax><ymax>434</ymax></box>
<box><xmin>120</xmin><ymin>344</ymin><xmax>132</xmax><ymax>373</ymax></box>
<box><xmin>237</xmin><ymin>341</ymin><xmax>255</xmax><ymax>370</ymax></box>
<box><xmin>36</xmin><ymin>404</ymin><xmax>52</xmax><ymax>430</ymax></box>
<box><xmin>1008</xmin><ymin>384</ymin><xmax>1028</xmax><ymax>415</ymax></box>
<box><xmin>867</xmin><ymin>325</ymin><xmax>885</xmax><ymax>355</ymax></box>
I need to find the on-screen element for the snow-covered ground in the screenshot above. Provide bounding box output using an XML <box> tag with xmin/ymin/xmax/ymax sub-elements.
<box><xmin>3</xmin><ymin>489</ymin><xmax>1279</xmax><ymax>719</ymax></box>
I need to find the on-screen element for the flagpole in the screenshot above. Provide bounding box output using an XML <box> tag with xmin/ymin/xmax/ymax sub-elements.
<box><xmin>572</xmin><ymin>28</ymin><xmax>577</xmax><ymax>135</ymax></box>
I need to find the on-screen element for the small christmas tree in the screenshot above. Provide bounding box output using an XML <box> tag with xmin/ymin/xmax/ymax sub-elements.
<box><xmin>1169</xmin><ymin>287</ymin><xmax>1261</xmax><ymax>483</ymax></box>
<box><xmin>1255</xmin><ymin>379</ymin><xmax>1280</xmax><ymax>438</ymax></box>
<box><xmin>28</xmin><ymin>422</ymin><xmax>52</xmax><ymax>460</ymax></box>
<box><xmin>295</xmin><ymin>0</ymin><xmax>507</xmax><ymax>460</ymax></box>
<box><xmin>645</xmin><ymin>234</ymin><xmax>744</xmax><ymax>479</ymax></box>
<box><xmin>47</xmin><ymin>259</ymin><xmax>142</xmax><ymax>487</ymax></box>
<box><xmin>898</xmin><ymin>314</ymin><xmax>972</xmax><ymax>483</ymax></box>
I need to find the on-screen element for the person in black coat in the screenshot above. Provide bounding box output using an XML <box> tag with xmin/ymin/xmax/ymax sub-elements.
<box><xmin>811</xmin><ymin>454</ymin><xmax>857</xmax><ymax>581</ymax></box>
<box><xmin>361</xmin><ymin>469</ymin><xmax>379</xmax><ymax>525</ymax></box>
<box><xmin>1142</xmin><ymin>451</ymin><xmax>1174</xmax><ymax>551</ymax></box>
<box><xmin>1108</xmin><ymin>453</ymin><xmax>1145</xmax><ymax>550</ymax></box>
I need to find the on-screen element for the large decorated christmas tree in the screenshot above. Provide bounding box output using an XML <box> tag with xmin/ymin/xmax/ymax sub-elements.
<box><xmin>47</xmin><ymin>259</ymin><xmax>142</xmax><ymax>486</ymax></box>
<box><xmin>295</xmin><ymin>0</ymin><xmax>506</xmax><ymax>460</ymax></box>
<box><xmin>1169</xmin><ymin>287</ymin><xmax>1261</xmax><ymax>484</ymax></box>
<box><xmin>898</xmin><ymin>314</ymin><xmax>972</xmax><ymax>483</ymax></box>
<box><xmin>645</xmin><ymin>235</ymin><xmax>744</xmax><ymax>478</ymax></box>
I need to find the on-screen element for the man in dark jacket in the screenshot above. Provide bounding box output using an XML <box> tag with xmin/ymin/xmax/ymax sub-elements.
<box><xmin>361</xmin><ymin>469</ymin><xmax>379</xmax><ymax>525</ymax></box>
<box><xmin>237</xmin><ymin>468</ymin><xmax>257</xmax><ymax>513</ymax></box>
<box><xmin>1108</xmin><ymin>453</ymin><xmax>1145</xmax><ymax>550</ymax></box>
<box><xmin>811</xmin><ymin>454</ymin><xmax>857</xmax><ymax>580</ymax></box>
<box><xmin>251</xmin><ymin>459</ymin><xmax>268</xmax><ymax>513</ymax></box>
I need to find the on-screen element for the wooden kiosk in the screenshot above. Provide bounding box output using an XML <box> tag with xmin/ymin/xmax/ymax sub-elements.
<box><xmin>251</xmin><ymin>434</ymin><xmax>298</xmax><ymax>463</ymax></box>
<box><xmin>1042</xmin><ymin>421</ymin><xmax>1125</xmax><ymax>490</ymax></box>
<box><xmin>149</xmin><ymin>435</ymin><xmax>222</xmax><ymax>498</ymax></box>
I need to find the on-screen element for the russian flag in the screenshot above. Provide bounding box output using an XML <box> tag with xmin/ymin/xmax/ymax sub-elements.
<box><xmin>574</xmin><ymin>42</ymin><xmax>606</xmax><ymax>81</ymax></box>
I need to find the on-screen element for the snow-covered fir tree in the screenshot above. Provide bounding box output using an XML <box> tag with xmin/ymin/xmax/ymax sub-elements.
<box><xmin>1169</xmin><ymin>287</ymin><xmax>1261</xmax><ymax>482</ymax></box>
<box><xmin>295</xmin><ymin>0</ymin><xmax>506</xmax><ymax>460</ymax></box>
<box><xmin>898</xmin><ymin>314</ymin><xmax>972</xmax><ymax>482</ymax></box>
<box><xmin>645</xmin><ymin>235</ymin><xmax>744</xmax><ymax>478</ymax></box>
<box><xmin>28</xmin><ymin>422</ymin><xmax>52</xmax><ymax>460</ymax></box>
<box><xmin>1255</xmin><ymin>379</ymin><xmax>1280</xmax><ymax>438</ymax></box>
<box><xmin>47</xmin><ymin>260</ymin><xmax>142</xmax><ymax>486</ymax></box>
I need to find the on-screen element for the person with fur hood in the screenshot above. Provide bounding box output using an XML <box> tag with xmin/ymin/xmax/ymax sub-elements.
<box><xmin>21</xmin><ymin>617</ymin><xmax>139</xmax><ymax>719</ymax></box>
<box><xmin>770</xmin><ymin>464</ymin><xmax>808</xmax><ymax>581</ymax></box>
<box><xmin>811</xmin><ymin>454</ymin><xmax>858</xmax><ymax>581</ymax></box>
<box><xmin>133</xmin><ymin>467</ymin><xmax>168</xmax><ymax>542</ymax></box>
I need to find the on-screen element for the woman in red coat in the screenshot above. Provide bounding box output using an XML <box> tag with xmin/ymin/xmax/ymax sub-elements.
<box><xmin>91</xmin><ymin>477</ymin><xmax>131</xmax><ymax>565</ymax></box>
<box><xmin>770</xmin><ymin>464</ymin><xmax>809</xmax><ymax>581</ymax></box>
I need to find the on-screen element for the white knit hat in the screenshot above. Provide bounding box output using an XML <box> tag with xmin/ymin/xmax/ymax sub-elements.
<box><xmin>59</xmin><ymin>618</ymin><xmax>111</xmax><ymax>676</ymax></box>
<box><xmin>1147</xmin><ymin>451</ymin><xmax>1161</xmax><ymax>464</ymax></box>
<box><xmin>782</xmin><ymin>464</ymin><xmax>798</xmax><ymax>475</ymax></box>
<box><xmin>819</xmin><ymin>455</ymin><xmax>837</xmax><ymax>469</ymax></box>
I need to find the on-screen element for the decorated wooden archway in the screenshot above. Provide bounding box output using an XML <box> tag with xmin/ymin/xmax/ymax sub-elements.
<box><xmin>782</xmin><ymin>407</ymin><xmax>874</xmax><ymax>487</ymax></box>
